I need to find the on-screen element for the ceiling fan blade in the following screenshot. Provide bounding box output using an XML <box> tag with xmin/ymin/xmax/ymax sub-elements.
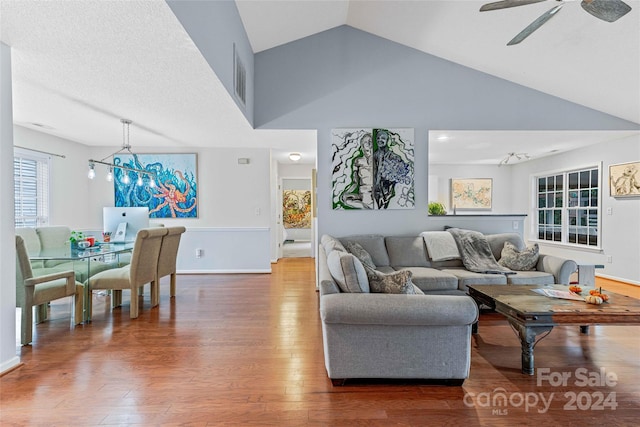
<box><xmin>581</xmin><ymin>0</ymin><xmax>632</xmax><ymax>22</ymax></box>
<box><xmin>507</xmin><ymin>3</ymin><xmax>564</xmax><ymax>45</ymax></box>
<box><xmin>480</xmin><ymin>0</ymin><xmax>547</xmax><ymax>12</ymax></box>
<box><xmin>480</xmin><ymin>0</ymin><xmax>546</xmax><ymax>12</ymax></box>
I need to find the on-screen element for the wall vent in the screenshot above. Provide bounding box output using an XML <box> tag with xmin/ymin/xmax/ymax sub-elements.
<box><xmin>233</xmin><ymin>44</ymin><xmax>246</xmax><ymax>106</ymax></box>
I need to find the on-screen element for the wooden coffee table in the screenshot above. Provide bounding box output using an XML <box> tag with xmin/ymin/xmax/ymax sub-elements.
<box><xmin>467</xmin><ymin>284</ymin><xmax>640</xmax><ymax>375</ymax></box>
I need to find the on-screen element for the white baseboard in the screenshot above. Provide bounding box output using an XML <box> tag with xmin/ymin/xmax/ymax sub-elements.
<box><xmin>0</xmin><ymin>356</ymin><xmax>21</xmax><ymax>376</ymax></box>
<box><xmin>596</xmin><ymin>273</ymin><xmax>640</xmax><ymax>286</ymax></box>
<box><xmin>177</xmin><ymin>269</ymin><xmax>271</xmax><ymax>274</ymax></box>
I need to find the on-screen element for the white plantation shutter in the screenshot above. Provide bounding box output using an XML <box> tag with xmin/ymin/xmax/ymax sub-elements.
<box><xmin>14</xmin><ymin>148</ymin><xmax>50</xmax><ymax>227</ymax></box>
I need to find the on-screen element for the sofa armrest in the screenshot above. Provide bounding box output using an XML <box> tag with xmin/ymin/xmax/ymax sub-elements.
<box><xmin>536</xmin><ymin>254</ymin><xmax>577</xmax><ymax>285</ymax></box>
<box><xmin>320</xmin><ymin>293</ymin><xmax>478</xmax><ymax>326</ymax></box>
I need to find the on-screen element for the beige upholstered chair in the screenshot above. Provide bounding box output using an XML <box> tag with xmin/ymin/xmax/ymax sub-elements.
<box><xmin>87</xmin><ymin>227</ymin><xmax>168</xmax><ymax>319</ymax></box>
<box><xmin>15</xmin><ymin>235</ymin><xmax>84</xmax><ymax>346</ymax></box>
<box><xmin>154</xmin><ymin>226</ymin><xmax>186</xmax><ymax>304</ymax></box>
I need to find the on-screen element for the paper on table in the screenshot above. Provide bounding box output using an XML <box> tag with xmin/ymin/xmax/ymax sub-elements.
<box><xmin>532</xmin><ymin>288</ymin><xmax>585</xmax><ymax>301</ymax></box>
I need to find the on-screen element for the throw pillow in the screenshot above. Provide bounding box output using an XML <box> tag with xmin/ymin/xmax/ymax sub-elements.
<box><xmin>365</xmin><ymin>267</ymin><xmax>416</xmax><ymax>294</ymax></box>
<box><xmin>327</xmin><ymin>251</ymin><xmax>370</xmax><ymax>293</ymax></box>
<box><xmin>498</xmin><ymin>242</ymin><xmax>539</xmax><ymax>271</ymax></box>
<box><xmin>344</xmin><ymin>241</ymin><xmax>376</xmax><ymax>269</ymax></box>
<box><xmin>321</xmin><ymin>234</ymin><xmax>346</xmax><ymax>254</ymax></box>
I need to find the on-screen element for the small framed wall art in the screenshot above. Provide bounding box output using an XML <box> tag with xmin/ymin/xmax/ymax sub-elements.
<box><xmin>451</xmin><ymin>178</ymin><xmax>492</xmax><ymax>210</ymax></box>
<box><xmin>609</xmin><ymin>161</ymin><xmax>640</xmax><ymax>197</ymax></box>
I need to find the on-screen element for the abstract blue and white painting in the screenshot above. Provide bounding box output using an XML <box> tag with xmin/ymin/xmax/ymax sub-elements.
<box><xmin>114</xmin><ymin>153</ymin><xmax>198</xmax><ymax>218</ymax></box>
<box><xmin>332</xmin><ymin>128</ymin><xmax>414</xmax><ymax>210</ymax></box>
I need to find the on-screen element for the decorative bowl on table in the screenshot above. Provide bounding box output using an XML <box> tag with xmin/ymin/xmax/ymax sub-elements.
<box><xmin>76</xmin><ymin>241</ymin><xmax>91</xmax><ymax>249</ymax></box>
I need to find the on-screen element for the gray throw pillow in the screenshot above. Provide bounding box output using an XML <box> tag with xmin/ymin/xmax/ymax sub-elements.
<box><xmin>365</xmin><ymin>267</ymin><xmax>416</xmax><ymax>294</ymax></box>
<box><xmin>344</xmin><ymin>241</ymin><xmax>376</xmax><ymax>269</ymax></box>
<box><xmin>327</xmin><ymin>251</ymin><xmax>370</xmax><ymax>293</ymax></box>
<box><xmin>498</xmin><ymin>242</ymin><xmax>539</xmax><ymax>271</ymax></box>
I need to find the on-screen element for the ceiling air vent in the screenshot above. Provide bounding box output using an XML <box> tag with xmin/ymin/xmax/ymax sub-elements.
<box><xmin>233</xmin><ymin>44</ymin><xmax>246</xmax><ymax>106</ymax></box>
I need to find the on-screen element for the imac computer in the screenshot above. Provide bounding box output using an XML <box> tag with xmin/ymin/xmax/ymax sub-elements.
<box><xmin>103</xmin><ymin>207</ymin><xmax>150</xmax><ymax>243</ymax></box>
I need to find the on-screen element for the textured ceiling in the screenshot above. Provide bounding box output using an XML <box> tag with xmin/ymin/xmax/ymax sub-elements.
<box><xmin>1</xmin><ymin>0</ymin><xmax>639</xmax><ymax>166</ymax></box>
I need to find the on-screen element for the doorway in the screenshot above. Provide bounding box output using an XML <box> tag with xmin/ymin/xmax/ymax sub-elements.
<box><xmin>282</xmin><ymin>178</ymin><xmax>312</xmax><ymax>258</ymax></box>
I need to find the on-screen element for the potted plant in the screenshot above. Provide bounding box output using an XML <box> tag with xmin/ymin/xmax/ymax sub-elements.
<box><xmin>428</xmin><ymin>201</ymin><xmax>447</xmax><ymax>216</ymax></box>
<box><xmin>69</xmin><ymin>230</ymin><xmax>85</xmax><ymax>247</ymax></box>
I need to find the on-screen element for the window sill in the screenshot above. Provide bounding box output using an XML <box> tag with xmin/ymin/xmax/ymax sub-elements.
<box><xmin>530</xmin><ymin>239</ymin><xmax>603</xmax><ymax>254</ymax></box>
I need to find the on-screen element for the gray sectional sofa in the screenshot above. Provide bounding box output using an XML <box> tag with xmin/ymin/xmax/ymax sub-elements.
<box><xmin>318</xmin><ymin>231</ymin><xmax>577</xmax><ymax>385</ymax></box>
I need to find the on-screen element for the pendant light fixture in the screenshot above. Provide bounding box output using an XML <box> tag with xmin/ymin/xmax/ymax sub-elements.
<box><xmin>88</xmin><ymin>119</ymin><xmax>156</xmax><ymax>184</ymax></box>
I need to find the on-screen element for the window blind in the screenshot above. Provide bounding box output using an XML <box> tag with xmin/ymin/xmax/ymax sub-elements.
<box><xmin>14</xmin><ymin>148</ymin><xmax>50</xmax><ymax>227</ymax></box>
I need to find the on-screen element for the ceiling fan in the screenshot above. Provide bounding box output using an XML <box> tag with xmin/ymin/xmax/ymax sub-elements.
<box><xmin>480</xmin><ymin>0</ymin><xmax>633</xmax><ymax>45</ymax></box>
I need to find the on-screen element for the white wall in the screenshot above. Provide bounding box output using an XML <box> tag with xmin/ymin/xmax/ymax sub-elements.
<box><xmin>511</xmin><ymin>135</ymin><xmax>640</xmax><ymax>284</ymax></box>
<box><xmin>1</xmin><ymin>42</ymin><xmax>20</xmax><ymax>374</ymax></box>
<box><xmin>13</xmin><ymin>126</ymin><xmax>273</xmax><ymax>273</ymax></box>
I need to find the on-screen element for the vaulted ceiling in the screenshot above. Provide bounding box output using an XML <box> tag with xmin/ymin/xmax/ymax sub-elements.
<box><xmin>1</xmin><ymin>0</ymin><xmax>638</xmax><ymax>165</ymax></box>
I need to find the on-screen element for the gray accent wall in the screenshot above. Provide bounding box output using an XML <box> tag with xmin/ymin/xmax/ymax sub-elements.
<box><xmin>253</xmin><ymin>25</ymin><xmax>639</xmax><ymax>239</ymax></box>
<box><xmin>167</xmin><ymin>0</ymin><xmax>254</xmax><ymax>126</ymax></box>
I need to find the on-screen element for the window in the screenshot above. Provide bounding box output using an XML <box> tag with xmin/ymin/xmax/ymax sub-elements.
<box><xmin>14</xmin><ymin>148</ymin><xmax>50</xmax><ymax>227</ymax></box>
<box><xmin>535</xmin><ymin>165</ymin><xmax>600</xmax><ymax>248</ymax></box>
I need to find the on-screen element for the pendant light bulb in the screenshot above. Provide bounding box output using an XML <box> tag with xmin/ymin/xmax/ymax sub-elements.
<box><xmin>88</xmin><ymin>163</ymin><xmax>96</xmax><ymax>179</ymax></box>
<box><xmin>106</xmin><ymin>167</ymin><xmax>113</xmax><ymax>182</ymax></box>
<box><xmin>149</xmin><ymin>176</ymin><xmax>156</xmax><ymax>188</ymax></box>
<box><xmin>122</xmin><ymin>173</ymin><xmax>130</xmax><ymax>184</ymax></box>
<box><xmin>137</xmin><ymin>173</ymin><xmax>143</xmax><ymax>186</ymax></box>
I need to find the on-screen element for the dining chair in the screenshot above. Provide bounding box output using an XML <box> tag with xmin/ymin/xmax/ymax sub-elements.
<box><xmin>15</xmin><ymin>235</ymin><xmax>84</xmax><ymax>346</ymax></box>
<box><xmin>87</xmin><ymin>227</ymin><xmax>168</xmax><ymax>319</ymax></box>
<box><xmin>153</xmin><ymin>226</ymin><xmax>186</xmax><ymax>305</ymax></box>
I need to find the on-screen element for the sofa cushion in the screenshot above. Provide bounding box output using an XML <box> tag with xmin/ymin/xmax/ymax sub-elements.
<box><xmin>440</xmin><ymin>268</ymin><xmax>508</xmax><ymax>291</ymax></box>
<box><xmin>344</xmin><ymin>241</ymin><xmax>376</xmax><ymax>269</ymax></box>
<box><xmin>385</xmin><ymin>236</ymin><xmax>431</xmax><ymax>268</ymax></box>
<box><xmin>327</xmin><ymin>251</ymin><xmax>369</xmax><ymax>293</ymax></box>
<box><xmin>421</xmin><ymin>231</ymin><xmax>461</xmax><ymax>262</ymax></box>
<box><xmin>395</xmin><ymin>267</ymin><xmax>459</xmax><ymax>292</ymax></box>
<box><xmin>365</xmin><ymin>267</ymin><xmax>417</xmax><ymax>294</ymax></box>
<box><xmin>498</xmin><ymin>242</ymin><xmax>539</xmax><ymax>271</ymax></box>
<box><xmin>507</xmin><ymin>271</ymin><xmax>555</xmax><ymax>285</ymax></box>
<box><xmin>339</xmin><ymin>235</ymin><xmax>390</xmax><ymax>267</ymax></box>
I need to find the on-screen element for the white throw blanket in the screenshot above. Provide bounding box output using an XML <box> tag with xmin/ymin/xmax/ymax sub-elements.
<box><xmin>421</xmin><ymin>231</ymin><xmax>461</xmax><ymax>262</ymax></box>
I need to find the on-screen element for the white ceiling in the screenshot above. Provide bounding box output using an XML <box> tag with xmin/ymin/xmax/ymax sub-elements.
<box><xmin>2</xmin><ymin>0</ymin><xmax>639</xmax><ymax>166</ymax></box>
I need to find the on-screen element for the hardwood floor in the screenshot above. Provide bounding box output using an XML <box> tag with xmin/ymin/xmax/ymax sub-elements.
<box><xmin>2</xmin><ymin>258</ymin><xmax>639</xmax><ymax>426</ymax></box>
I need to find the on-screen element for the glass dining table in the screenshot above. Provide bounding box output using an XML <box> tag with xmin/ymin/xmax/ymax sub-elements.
<box><xmin>29</xmin><ymin>242</ymin><xmax>135</xmax><ymax>322</ymax></box>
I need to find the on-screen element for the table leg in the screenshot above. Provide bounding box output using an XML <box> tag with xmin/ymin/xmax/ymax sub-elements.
<box><xmin>508</xmin><ymin>320</ymin><xmax>553</xmax><ymax>375</ymax></box>
<box><xmin>85</xmin><ymin>258</ymin><xmax>92</xmax><ymax>323</ymax></box>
